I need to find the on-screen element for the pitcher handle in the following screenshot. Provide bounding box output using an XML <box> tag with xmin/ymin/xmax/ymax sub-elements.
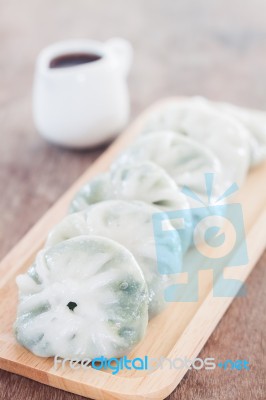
<box><xmin>105</xmin><ymin>37</ymin><xmax>133</xmax><ymax>78</ymax></box>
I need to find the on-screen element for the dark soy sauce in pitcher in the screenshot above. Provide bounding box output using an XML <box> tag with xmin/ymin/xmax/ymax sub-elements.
<box><xmin>49</xmin><ymin>53</ymin><xmax>102</xmax><ymax>68</ymax></box>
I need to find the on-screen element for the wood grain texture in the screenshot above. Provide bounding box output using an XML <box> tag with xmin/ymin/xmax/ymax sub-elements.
<box><xmin>0</xmin><ymin>98</ymin><xmax>265</xmax><ymax>400</ymax></box>
<box><xmin>0</xmin><ymin>0</ymin><xmax>265</xmax><ymax>399</ymax></box>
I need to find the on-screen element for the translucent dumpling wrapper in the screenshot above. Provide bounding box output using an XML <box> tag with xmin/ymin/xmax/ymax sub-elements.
<box><xmin>112</xmin><ymin>130</ymin><xmax>228</xmax><ymax>204</ymax></box>
<box><xmin>14</xmin><ymin>236</ymin><xmax>149</xmax><ymax>359</ymax></box>
<box><xmin>69</xmin><ymin>161</ymin><xmax>193</xmax><ymax>252</ymax></box>
<box><xmin>216</xmin><ymin>101</ymin><xmax>266</xmax><ymax>166</ymax></box>
<box><xmin>70</xmin><ymin>161</ymin><xmax>187</xmax><ymax>213</ymax></box>
<box><xmin>70</xmin><ymin>174</ymin><xmax>109</xmax><ymax>212</ymax></box>
<box><xmin>46</xmin><ymin>200</ymin><xmax>183</xmax><ymax>319</ymax></box>
<box><xmin>142</xmin><ymin>97</ymin><xmax>251</xmax><ymax>186</ymax></box>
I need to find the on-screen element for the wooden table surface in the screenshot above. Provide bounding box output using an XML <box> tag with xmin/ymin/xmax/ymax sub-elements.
<box><xmin>0</xmin><ymin>0</ymin><xmax>265</xmax><ymax>399</ymax></box>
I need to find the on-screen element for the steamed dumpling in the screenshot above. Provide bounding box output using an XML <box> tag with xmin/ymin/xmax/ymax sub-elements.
<box><xmin>142</xmin><ymin>97</ymin><xmax>251</xmax><ymax>186</ymax></box>
<box><xmin>70</xmin><ymin>161</ymin><xmax>192</xmax><ymax>252</ymax></box>
<box><xmin>112</xmin><ymin>131</ymin><xmax>227</xmax><ymax>201</ymax></box>
<box><xmin>70</xmin><ymin>161</ymin><xmax>188</xmax><ymax>213</ymax></box>
<box><xmin>14</xmin><ymin>236</ymin><xmax>149</xmax><ymax>359</ymax></box>
<box><xmin>217</xmin><ymin>101</ymin><xmax>266</xmax><ymax>166</ymax></box>
<box><xmin>46</xmin><ymin>200</ymin><xmax>183</xmax><ymax>319</ymax></box>
<box><xmin>70</xmin><ymin>174</ymin><xmax>110</xmax><ymax>210</ymax></box>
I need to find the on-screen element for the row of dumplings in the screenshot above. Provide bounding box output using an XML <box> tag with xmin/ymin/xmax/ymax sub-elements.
<box><xmin>14</xmin><ymin>97</ymin><xmax>266</xmax><ymax>360</ymax></box>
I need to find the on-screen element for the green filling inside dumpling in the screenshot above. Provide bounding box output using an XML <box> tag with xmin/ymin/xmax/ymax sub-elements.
<box><xmin>14</xmin><ymin>236</ymin><xmax>149</xmax><ymax>359</ymax></box>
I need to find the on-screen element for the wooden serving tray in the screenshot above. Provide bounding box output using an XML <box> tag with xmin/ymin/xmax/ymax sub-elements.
<box><xmin>0</xmin><ymin>98</ymin><xmax>265</xmax><ymax>400</ymax></box>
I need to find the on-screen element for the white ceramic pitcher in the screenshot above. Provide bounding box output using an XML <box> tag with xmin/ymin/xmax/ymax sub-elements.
<box><xmin>33</xmin><ymin>38</ymin><xmax>133</xmax><ymax>148</ymax></box>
